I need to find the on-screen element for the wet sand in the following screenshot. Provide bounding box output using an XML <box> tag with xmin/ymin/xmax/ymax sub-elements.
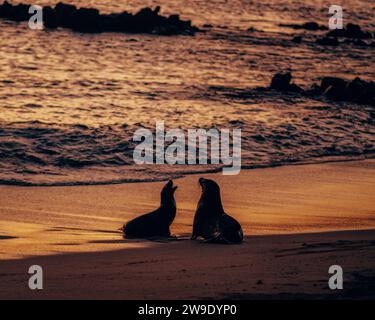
<box><xmin>0</xmin><ymin>160</ymin><xmax>374</xmax><ymax>299</ymax></box>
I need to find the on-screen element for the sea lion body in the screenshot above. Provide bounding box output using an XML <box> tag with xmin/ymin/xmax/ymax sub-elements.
<box><xmin>192</xmin><ymin>178</ymin><xmax>243</xmax><ymax>244</ymax></box>
<box><xmin>123</xmin><ymin>180</ymin><xmax>177</xmax><ymax>239</ymax></box>
<box><xmin>217</xmin><ymin>213</ymin><xmax>243</xmax><ymax>244</ymax></box>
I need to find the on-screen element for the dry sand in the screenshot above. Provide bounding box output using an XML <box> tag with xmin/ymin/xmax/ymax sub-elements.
<box><xmin>0</xmin><ymin>160</ymin><xmax>374</xmax><ymax>299</ymax></box>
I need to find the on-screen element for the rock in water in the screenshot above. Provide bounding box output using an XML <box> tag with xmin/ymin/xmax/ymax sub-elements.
<box><xmin>271</xmin><ymin>72</ymin><xmax>292</xmax><ymax>91</ymax></box>
<box><xmin>0</xmin><ymin>1</ymin><xmax>200</xmax><ymax>36</ymax></box>
<box><xmin>267</xmin><ymin>73</ymin><xmax>375</xmax><ymax>106</ymax></box>
<box><xmin>316</xmin><ymin>36</ymin><xmax>339</xmax><ymax>46</ymax></box>
<box><xmin>346</xmin><ymin>78</ymin><xmax>375</xmax><ymax>106</ymax></box>
<box><xmin>70</xmin><ymin>8</ymin><xmax>101</xmax><ymax>33</ymax></box>
<box><xmin>320</xmin><ymin>77</ymin><xmax>348</xmax><ymax>92</ymax></box>
<box><xmin>326</xmin><ymin>23</ymin><xmax>373</xmax><ymax>40</ymax></box>
<box><xmin>319</xmin><ymin>76</ymin><xmax>375</xmax><ymax>106</ymax></box>
<box><xmin>270</xmin><ymin>72</ymin><xmax>303</xmax><ymax>93</ymax></box>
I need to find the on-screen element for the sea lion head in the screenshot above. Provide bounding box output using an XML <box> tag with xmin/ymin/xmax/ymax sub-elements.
<box><xmin>197</xmin><ymin>177</ymin><xmax>224</xmax><ymax>216</ymax></box>
<box><xmin>161</xmin><ymin>180</ymin><xmax>178</xmax><ymax>207</ymax></box>
<box><xmin>199</xmin><ymin>178</ymin><xmax>223</xmax><ymax>207</ymax></box>
<box><xmin>199</xmin><ymin>178</ymin><xmax>220</xmax><ymax>195</ymax></box>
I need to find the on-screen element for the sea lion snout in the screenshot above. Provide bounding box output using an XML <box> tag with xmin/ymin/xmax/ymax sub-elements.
<box><xmin>199</xmin><ymin>177</ymin><xmax>206</xmax><ymax>190</ymax></box>
<box><xmin>163</xmin><ymin>180</ymin><xmax>178</xmax><ymax>193</ymax></box>
<box><xmin>161</xmin><ymin>180</ymin><xmax>178</xmax><ymax>208</ymax></box>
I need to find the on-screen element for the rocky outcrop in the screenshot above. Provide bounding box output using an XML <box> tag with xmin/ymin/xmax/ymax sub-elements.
<box><xmin>317</xmin><ymin>76</ymin><xmax>375</xmax><ymax>106</ymax></box>
<box><xmin>280</xmin><ymin>22</ymin><xmax>328</xmax><ymax>31</ymax></box>
<box><xmin>269</xmin><ymin>72</ymin><xmax>375</xmax><ymax>106</ymax></box>
<box><xmin>327</xmin><ymin>23</ymin><xmax>373</xmax><ymax>40</ymax></box>
<box><xmin>0</xmin><ymin>1</ymin><xmax>200</xmax><ymax>35</ymax></box>
<box><xmin>316</xmin><ymin>36</ymin><xmax>339</xmax><ymax>46</ymax></box>
<box><xmin>316</xmin><ymin>23</ymin><xmax>374</xmax><ymax>47</ymax></box>
<box><xmin>270</xmin><ymin>72</ymin><xmax>303</xmax><ymax>93</ymax></box>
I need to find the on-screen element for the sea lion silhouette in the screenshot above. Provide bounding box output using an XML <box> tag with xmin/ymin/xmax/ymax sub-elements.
<box><xmin>123</xmin><ymin>180</ymin><xmax>177</xmax><ymax>239</ymax></box>
<box><xmin>191</xmin><ymin>178</ymin><xmax>243</xmax><ymax>244</ymax></box>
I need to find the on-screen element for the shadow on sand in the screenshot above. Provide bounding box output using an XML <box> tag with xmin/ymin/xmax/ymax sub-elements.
<box><xmin>0</xmin><ymin>230</ymin><xmax>374</xmax><ymax>299</ymax></box>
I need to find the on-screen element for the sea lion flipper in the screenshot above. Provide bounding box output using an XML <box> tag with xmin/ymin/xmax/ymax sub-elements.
<box><xmin>202</xmin><ymin>232</ymin><xmax>228</xmax><ymax>244</ymax></box>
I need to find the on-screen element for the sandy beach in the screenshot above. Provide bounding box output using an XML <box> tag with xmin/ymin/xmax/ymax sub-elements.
<box><xmin>0</xmin><ymin>160</ymin><xmax>374</xmax><ymax>299</ymax></box>
<box><xmin>0</xmin><ymin>0</ymin><xmax>374</xmax><ymax>303</ymax></box>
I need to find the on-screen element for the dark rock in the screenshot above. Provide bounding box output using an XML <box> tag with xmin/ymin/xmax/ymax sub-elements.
<box><xmin>326</xmin><ymin>23</ymin><xmax>373</xmax><ymax>40</ymax></box>
<box><xmin>304</xmin><ymin>22</ymin><xmax>327</xmax><ymax>31</ymax></box>
<box><xmin>271</xmin><ymin>72</ymin><xmax>292</xmax><ymax>91</ymax></box>
<box><xmin>268</xmin><ymin>73</ymin><xmax>375</xmax><ymax>106</ymax></box>
<box><xmin>270</xmin><ymin>72</ymin><xmax>303</xmax><ymax>93</ymax></box>
<box><xmin>168</xmin><ymin>14</ymin><xmax>181</xmax><ymax>25</ymax></box>
<box><xmin>292</xmin><ymin>36</ymin><xmax>302</xmax><ymax>43</ymax></box>
<box><xmin>55</xmin><ymin>2</ymin><xmax>76</xmax><ymax>18</ymax></box>
<box><xmin>316</xmin><ymin>36</ymin><xmax>339</xmax><ymax>46</ymax></box>
<box><xmin>302</xmin><ymin>22</ymin><xmax>319</xmax><ymax>30</ymax></box>
<box><xmin>0</xmin><ymin>1</ymin><xmax>13</xmax><ymax>18</ymax></box>
<box><xmin>15</xmin><ymin>4</ymin><xmax>30</xmax><ymax>21</ymax></box>
<box><xmin>3</xmin><ymin>3</ymin><xmax>29</xmax><ymax>21</ymax></box>
<box><xmin>317</xmin><ymin>76</ymin><xmax>375</xmax><ymax>106</ymax></box>
<box><xmin>289</xmin><ymin>83</ymin><xmax>304</xmax><ymax>93</ymax></box>
<box><xmin>303</xmin><ymin>22</ymin><xmax>319</xmax><ymax>31</ymax></box>
<box><xmin>326</xmin><ymin>28</ymin><xmax>346</xmax><ymax>38</ymax></box>
<box><xmin>320</xmin><ymin>77</ymin><xmax>348</xmax><ymax>92</ymax></box>
<box><xmin>323</xmin><ymin>84</ymin><xmax>346</xmax><ymax>101</ymax></box>
<box><xmin>43</xmin><ymin>6</ymin><xmax>58</xmax><ymax>29</ymax></box>
<box><xmin>106</xmin><ymin>12</ymin><xmax>132</xmax><ymax>33</ymax></box>
<box><xmin>55</xmin><ymin>2</ymin><xmax>77</xmax><ymax>28</ymax></box>
<box><xmin>346</xmin><ymin>78</ymin><xmax>375</xmax><ymax>105</ymax></box>
<box><xmin>133</xmin><ymin>7</ymin><xmax>159</xmax><ymax>33</ymax></box>
<box><xmin>0</xmin><ymin>1</ymin><xmax>200</xmax><ymax>36</ymax></box>
<box><xmin>351</xmin><ymin>38</ymin><xmax>369</xmax><ymax>46</ymax></box>
<box><xmin>154</xmin><ymin>6</ymin><xmax>161</xmax><ymax>15</ymax></box>
<box><xmin>307</xmin><ymin>83</ymin><xmax>322</xmax><ymax>95</ymax></box>
<box><xmin>70</xmin><ymin>8</ymin><xmax>101</xmax><ymax>33</ymax></box>
<box><xmin>346</xmin><ymin>77</ymin><xmax>366</xmax><ymax>97</ymax></box>
<box><xmin>280</xmin><ymin>22</ymin><xmax>327</xmax><ymax>31</ymax></box>
<box><xmin>346</xmin><ymin>23</ymin><xmax>372</xmax><ymax>39</ymax></box>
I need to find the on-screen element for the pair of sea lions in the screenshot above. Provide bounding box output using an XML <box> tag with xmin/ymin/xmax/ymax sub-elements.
<box><xmin>122</xmin><ymin>178</ymin><xmax>243</xmax><ymax>244</ymax></box>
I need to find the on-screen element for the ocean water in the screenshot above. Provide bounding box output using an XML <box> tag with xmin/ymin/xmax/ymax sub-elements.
<box><xmin>0</xmin><ymin>0</ymin><xmax>374</xmax><ymax>185</ymax></box>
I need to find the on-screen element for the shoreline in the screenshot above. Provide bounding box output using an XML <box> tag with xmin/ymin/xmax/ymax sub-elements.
<box><xmin>1</xmin><ymin>159</ymin><xmax>374</xmax><ymax>259</ymax></box>
<box><xmin>1</xmin><ymin>154</ymin><xmax>374</xmax><ymax>187</ymax></box>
